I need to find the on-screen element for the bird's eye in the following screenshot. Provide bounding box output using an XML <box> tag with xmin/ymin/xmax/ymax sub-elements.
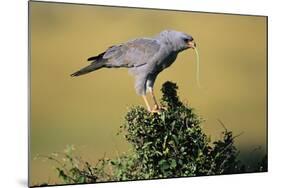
<box><xmin>183</xmin><ymin>36</ymin><xmax>194</xmax><ymax>43</ymax></box>
<box><xmin>183</xmin><ymin>38</ymin><xmax>189</xmax><ymax>43</ymax></box>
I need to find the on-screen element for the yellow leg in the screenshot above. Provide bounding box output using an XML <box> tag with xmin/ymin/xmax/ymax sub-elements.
<box><xmin>149</xmin><ymin>89</ymin><xmax>160</xmax><ymax>111</ymax></box>
<box><xmin>142</xmin><ymin>95</ymin><xmax>151</xmax><ymax>112</ymax></box>
<box><xmin>149</xmin><ymin>88</ymin><xmax>167</xmax><ymax>112</ymax></box>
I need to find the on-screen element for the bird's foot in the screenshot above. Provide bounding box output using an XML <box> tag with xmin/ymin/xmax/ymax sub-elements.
<box><xmin>153</xmin><ymin>104</ymin><xmax>160</xmax><ymax>110</ymax></box>
<box><xmin>160</xmin><ymin>105</ymin><xmax>167</xmax><ymax>111</ymax></box>
<box><xmin>145</xmin><ymin>105</ymin><xmax>160</xmax><ymax>114</ymax></box>
<box><xmin>154</xmin><ymin>104</ymin><xmax>168</xmax><ymax>111</ymax></box>
<box><xmin>150</xmin><ymin>105</ymin><xmax>165</xmax><ymax>114</ymax></box>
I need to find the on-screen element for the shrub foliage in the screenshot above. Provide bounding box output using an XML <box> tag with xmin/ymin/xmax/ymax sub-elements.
<box><xmin>39</xmin><ymin>81</ymin><xmax>267</xmax><ymax>186</ymax></box>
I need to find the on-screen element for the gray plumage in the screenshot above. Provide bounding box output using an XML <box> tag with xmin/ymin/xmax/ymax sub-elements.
<box><xmin>71</xmin><ymin>30</ymin><xmax>195</xmax><ymax>96</ymax></box>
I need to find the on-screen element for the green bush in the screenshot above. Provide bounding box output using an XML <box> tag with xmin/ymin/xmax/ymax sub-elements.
<box><xmin>38</xmin><ymin>81</ymin><xmax>267</xmax><ymax>186</ymax></box>
<box><xmin>114</xmin><ymin>81</ymin><xmax>243</xmax><ymax>179</ymax></box>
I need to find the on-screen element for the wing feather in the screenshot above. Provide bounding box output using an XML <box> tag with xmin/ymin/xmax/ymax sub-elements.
<box><xmin>102</xmin><ymin>38</ymin><xmax>161</xmax><ymax>68</ymax></box>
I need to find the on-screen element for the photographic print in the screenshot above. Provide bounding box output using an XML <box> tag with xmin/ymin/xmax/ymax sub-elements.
<box><xmin>29</xmin><ymin>1</ymin><xmax>267</xmax><ymax>187</ymax></box>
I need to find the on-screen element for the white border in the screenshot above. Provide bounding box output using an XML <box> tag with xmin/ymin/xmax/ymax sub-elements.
<box><xmin>1</xmin><ymin>0</ymin><xmax>280</xmax><ymax>188</ymax></box>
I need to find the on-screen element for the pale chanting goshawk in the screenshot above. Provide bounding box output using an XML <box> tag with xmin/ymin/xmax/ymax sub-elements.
<box><xmin>71</xmin><ymin>30</ymin><xmax>196</xmax><ymax>112</ymax></box>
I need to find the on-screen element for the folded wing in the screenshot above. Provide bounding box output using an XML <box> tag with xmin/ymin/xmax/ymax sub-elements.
<box><xmin>88</xmin><ymin>38</ymin><xmax>161</xmax><ymax>68</ymax></box>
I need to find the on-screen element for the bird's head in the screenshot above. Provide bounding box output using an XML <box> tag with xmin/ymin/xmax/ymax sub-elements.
<box><xmin>158</xmin><ymin>30</ymin><xmax>196</xmax><ymax>52</ymax></box>
<box><xmin>158</xmin><ymin>30</ymin><xmax>201</xmax><ymax>88</ymax></box>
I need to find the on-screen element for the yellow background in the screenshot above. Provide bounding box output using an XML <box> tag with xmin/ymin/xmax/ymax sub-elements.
<box><xmin>30</xmin><ymin>1</ymin><xmax>267</xmax><ymax>185</ymax></box>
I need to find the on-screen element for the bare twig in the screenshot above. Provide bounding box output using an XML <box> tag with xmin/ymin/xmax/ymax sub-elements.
<box><xmin>217</xmin><ymin>119</ymin><xmax>227</xmax><ymax>132</ymax></box>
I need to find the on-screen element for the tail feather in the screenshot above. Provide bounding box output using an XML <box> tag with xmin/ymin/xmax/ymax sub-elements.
<box><xmin>87</xmin><ymin>52</ymin><xmax>106</xmax><ymax>62</ymax></box>
<box><xmin>71</xmin><ymin>62</ymin><xmax>105</xmax><ymax>77</ymax></box>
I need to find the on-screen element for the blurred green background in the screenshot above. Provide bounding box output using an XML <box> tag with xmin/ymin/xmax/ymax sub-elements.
<box><xmin>30</xmin><ymin>1</ymin><xmax>267</xmax><ymax>185</ymax></box>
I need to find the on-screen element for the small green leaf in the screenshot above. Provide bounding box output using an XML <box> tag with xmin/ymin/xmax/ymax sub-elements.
<box><xmin>172</xmin><ymin>134</ymin><xmax>179</xmax><ymax>145</ymax></box>
<box><xmin>170</xmin><ymin>159</ymin><xmax>177</xmax><ymax>169</ymax></box>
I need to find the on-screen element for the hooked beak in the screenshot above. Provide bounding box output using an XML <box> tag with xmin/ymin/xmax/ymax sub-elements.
<box><xmin>187</xmin><ymin>40</ymin><xmax>196</xmax><ymax>49</ymax></box>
